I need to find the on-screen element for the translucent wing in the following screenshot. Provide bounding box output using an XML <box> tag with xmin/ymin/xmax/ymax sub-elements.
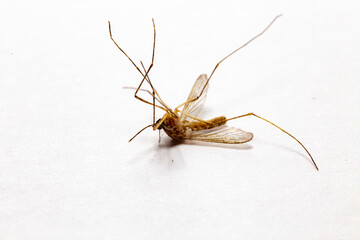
<box><xmin>180</xmin><ymin>74</ymin><xmax>209</xmax><ymax>122</ymax></box>
<box><xmin>187</xmin><ymin>125</ymin><xmax>253</xmax><ymax>144</ymax></box>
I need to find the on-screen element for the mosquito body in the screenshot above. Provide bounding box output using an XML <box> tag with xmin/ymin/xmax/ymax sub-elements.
<box><xmin>108</xmin><ymin>15</ymin><xmax>319</xmax><ymax>170</ymax></box>
<box><xmin>157</xmin><ymin>110</ymin><xmax>230</xmax><ymax>142</ymax></box>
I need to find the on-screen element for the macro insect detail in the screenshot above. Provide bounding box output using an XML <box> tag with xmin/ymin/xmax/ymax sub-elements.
<box><xmin>108</xmin><ymin>15</ymin><xmax>319</xmax><ymax>171</ymax></box>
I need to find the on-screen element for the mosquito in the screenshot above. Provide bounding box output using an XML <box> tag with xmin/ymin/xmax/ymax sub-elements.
<box><xmin>108</xmin><ymin>14</ymin><xmax>319</xmax><ymax>171</ymax></box>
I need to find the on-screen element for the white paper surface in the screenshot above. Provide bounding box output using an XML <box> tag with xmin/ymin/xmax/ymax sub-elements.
<box><xmin>1</xmin><ymin>0</ymin><xmax>359</xmax><ymax>239</ymax></box>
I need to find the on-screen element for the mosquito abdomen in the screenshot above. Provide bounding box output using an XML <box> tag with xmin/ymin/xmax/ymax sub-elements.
<box><xmin>187</xmin><ymin>116</ymin><xmax>227</xmax><ymax>131</ymax></box>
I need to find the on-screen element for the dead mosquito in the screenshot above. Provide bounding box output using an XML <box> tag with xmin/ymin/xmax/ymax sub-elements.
<box><xmin>108</xmin><ymin>14</ymin><xmax>319</xmax><ymax>171</ymax></box>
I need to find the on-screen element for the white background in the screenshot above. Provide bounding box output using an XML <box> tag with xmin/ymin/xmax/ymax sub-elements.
<box><xmin>1</xmin><ymin>0</ymin><xmax>359</xmax><ymax>239</ymax></box>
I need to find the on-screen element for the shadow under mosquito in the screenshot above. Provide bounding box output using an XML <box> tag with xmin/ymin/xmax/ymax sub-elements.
<box><xmin>129</xmin><ymin>136</ymin><xmax>254</xmax><ymax>167</ymax></box>
<box><xmin>128</xmin><ymin>138</ymin><xmax>185</xmax><ymax>167</ymax></box>
<box><xmin>255</xmin><ymin>137</ymin><xmax>314</xmax><ymax>168</ymax></box>
<box><xmin>150</xmin><ymin>139</ymin><xmax>187</xmax><ymax>171</ymax></box>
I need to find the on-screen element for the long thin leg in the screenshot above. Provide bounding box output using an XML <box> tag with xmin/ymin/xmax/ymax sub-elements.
<box><xmin>177</xmin><ymin>14</ymin><xmax>282</xmax><ymax>109</ymax></box>
<box><xmin>140</xmin><ymin>62</ymin><xmax>156</xmax><ymax>125</ymax></box>
<box><xmin>123</xmin><ymin>87</ymin><xmax>168</xmax><ymax>111</ymax></box>
<box><xmin>108</xmin><ymin>20</ymin><xmax>175</xmax><ymax>115</ymax></box>
<box><xmin>174</xmin><ymin>95</ymin><xmax>201</xmax><ymax>113</ymax></box>
<box><xmin>227</xmin><ymin>112</ymin><xmax>319</xmax><ymax>171</ymax></box>
<box><xmin>129</xmin><ymin>124</ymin><xmax>153</xmax><ymax>142</ymax></box>
<box><xmin>108</xmin><ymin>20</ymin><xmax>157</xmax><ymax>108</ymax></box>
<box><xmin>124</xmin><ymin>64</ymin><xmax>167</xmax><ymax>113</ymax></box>
<box><xmin>133</xmin><ymin>95</ymin><xmax>168</xmax><ymax>111</ymax></box>
<box><xmin>108</xmin><ymin>21</ymin><xmax>145</xmax><ymax>77</ymax></box>
<box><xmin>140</xmin><ymin>61</ymin><xmax>174</xmax><ymax>115</ymax></box>
<box><xmin>133</xmin><ymin>19</ymin><xmax>156</xmax><ymax>100</ymax></box>
<box><xmin>123</xmin><ymin>86</ymin><xmax>163</xmax><ymax>106</ymax></box>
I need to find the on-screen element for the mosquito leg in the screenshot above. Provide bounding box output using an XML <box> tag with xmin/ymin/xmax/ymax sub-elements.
<box><xmin>109</xmin><ymin>20</ymin><xmax>159</xmax><ymax>108</ymax></box>
<box><xmin>123</xmin><ymin>87</ymin><xmax>161</xmax><ymax>104</ymax></box>
<box><xmin>128</xmin><ymin>66</ymin><xmax>166</xmax><ymax>112</ymax></box>
<box><xmin>125</xmin><ymin>86</ymin><xmax>167</xmax><ymax>111</ymax></box>
<box><xmin>123</xmin><ymin>86</ymin><xmax>155</xmax><ymax>97</ymax></box>
<box><xmin>108</xmin><ymin>19</ymin><xmax>155</xmax><ymax>93</ymax></box>
<box><xmin>129</xmin><ymin>62</ymin><xmax>175</xmax><ymax>118</ymax></box>
<box><xmin>138</xmin><ymin>61</ymin><xmax>175</xmax><ymax>116</ymax></box>
<box><xmin>134</xmin><ymin>95</ymin><xmax>168</xmax><ymax>112</ymax></box>
<box><xmin>139</xmin><ymin>62</ymin><xmax>173</xmax><ymax>115</ymax></box>
<box><xmin>108</xmin><ymin>21</ymin><xmax>145</xmax><ymax>77</ymax></box>
<box><xmin>129</xmin><ymin>124</ymin><xmax>153</xmax><ymax>142</ymax></box>
<box><xmin>109</xmin><ymin>20</ymin><xmax>177</xmax><ymax>117</ymax></box>
<box><xmin>136</xmin><ymin>62</ymin><xmax>155</xmax><ymax>125</ymax></box>
<box><xmin>123</xmin><ymin>87</ymin><xmax>169</xmax><ymax>110</ymax></box>
<box><xmin>227</xmin><ymin>112</ymin><xmax>318</xmax><ymax>170</ymax></box>
<box><xmin>134</xmin><ymin>21</ymin><xmax>175</xmax><ymax>116</ymax></box>
<box><xmin>175</xmin><ymin>15</ymin><xmax>282</xmax><ymax>111</ymax></box>
<box><xmin>175</xmin><ymin>97</ymin><xmax>200</xmax><ymax>113</ymax></box>
<box><xmin>133</xmin><ymin>19</ymin><xmax>157</xmax><ymax>100</ymax></box>
<box><xmin>140</xmin><ymin>61</ymin><xmax>167</xmax><ymax>125</ymax></box>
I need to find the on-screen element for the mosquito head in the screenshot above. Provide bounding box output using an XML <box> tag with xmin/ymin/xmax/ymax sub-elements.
<box><xmin>155</xmin><ymin>118</ymin><xmax>163</xmax><ymax>129</ymax></box>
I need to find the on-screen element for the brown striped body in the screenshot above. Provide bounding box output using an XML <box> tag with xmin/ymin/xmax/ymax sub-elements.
<box><xmin>187</xmin><ymin>116</ymin><xmax>227</xmax><ymax>131</ymax></box>
<box><xmin>159</xmin><ymin>115</ymin><xmax>227</xmax><ymax>140</ymax></box>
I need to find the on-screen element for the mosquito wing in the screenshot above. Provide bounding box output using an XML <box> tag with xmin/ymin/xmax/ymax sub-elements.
<box><xmin>180</xmin><ymin>74</ymin><xmax>209</xmax><ymax>122</ymax></box>
<box><xmin>187</xmin><ymin>125</ymin><xmax>253</xmax><ymax>144</ymax></box>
